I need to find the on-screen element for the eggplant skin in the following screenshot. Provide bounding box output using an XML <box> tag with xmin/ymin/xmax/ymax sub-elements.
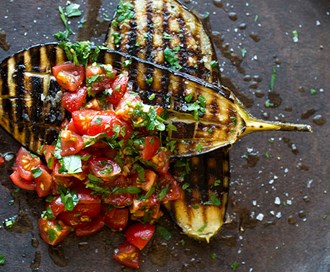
<box><xmin>107</xmin><ymin>0</ymin><xmax>230</xmax><ymax>241</ymax></box>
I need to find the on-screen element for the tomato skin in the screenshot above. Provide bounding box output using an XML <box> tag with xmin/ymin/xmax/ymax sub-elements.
<box><xmin>16</xmin><ymin>147</ymin><xmax>41</xmax><ymax>181</ymax></box>
<box><xmin>158</xmin><ymin>173</ymin><xmax>182</xmax><ymax>202</ymax></box>
<box><xmin>41</xmin><ymin>145</ymin><xmax>56</xmax><ymax>170</ymax></box>
<box><xmin>125</xmin><ymin>223</ymin><xmax>155</xmax><ymax>250</ymax></box>
<box><xmin>112</xmin><ymin>241</ymin><xmax>141</xmax><ymax>269</ymax></box>
<box><xmin>62</xmin><ymin>86</ymin><xmax>87</xmax><ymax>112</ymax></box>
<box><xmin>38</xmin><ymin>218</ymin><xmax>71</xmax><ymax>246</ymax></box>
<box><xmin>107</xmin><ymin>72</ymin><xmax>129</xmax><ymax>106</ymax></box>
<box><xmin>59</xmin><ymin>130</ymin><xmax>84</xmax><ymax>156</ymax></box>
<box><xmin>142</xmin><ymin>136</ymin><xmax>161</xmax><ymax>161</ymax></box>
<box><xmin>35</xmin><ymin>167</ymin><xmax>53</xmax><ymax>197</ymax></box>
<box><xmin>72</xmin><ymin>110</ymin><xmax>126</xmax><ymax>139</ymax></box>
<box><xmin>52</xmin><ymin>62</ymin><xmax>85</xmax><ymax>92</ymax></box>
<box><xmin>104</xmin><ymin>208</ymin><xmax>129</xmax><ymax>231</ymax></box>
<box><xmin>75</xmin><ymin>214</ymin><xmax>105</xmax><ymax>237</ymax></box>
<box><xmin>115</xmin><ymin>91</ymin><xmax>142</xmax><ymax>121</ymax></box>
<box><xmin>86</xmin><ymin>64</ymin><xmax>117</xmax><ymax>94</ymax></box>
<box><xmin>48</xmin><ymin>196</ymin><xmax>65</xmax><ymax>217</ymax></box>
<box><xmin>89</xmin><ymin>157</ymin><xmax>121</xmax><ymax>181</ymax></box>
<box><xmin>10</xmin><ymin>169</ymin><xmax>36</xmax><ymax>190</ymax></box>
<box><xmin>151</xmin><ymin>150</ymin><xmax>170</xmax><ymax>174</ymax></box>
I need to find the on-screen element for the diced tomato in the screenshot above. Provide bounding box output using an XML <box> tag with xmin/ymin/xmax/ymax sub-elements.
<box><xmin>112</xmin><ymin>241</ymin><xmax>141</xmax><ymax>269</ymax></box>
<box><xmin>158</xmin><ymin>173</ymin><xmax>182</xmax><ymax>202</ymax></box>
<box><xmin>15</xmin><ymin>147</ymin><xmax>41</xmax><ymax>181</ymax></box>
<box><xmin>130</xmin><ymin>194</ymin><xmax>162</xmax><ymax>221</ymax></box>
<box><xmin>59</xmin><ymin>130</ymin><xmax>84</xmax><ymax>156</ymax></box>
<box><xmin>47</xmin><ymin>196</ymin><xmax>65</xmax><ymax>217</ymax></box>
<box><xmin>35</xmin><ymin>167</ymin><xmax>53</xmax><ymax>197</ymax></box>
<box><xmin>0</xmin><ymin>155</ymin><xmax>4</xmax><ymax>166</ymax></box>
<box><xmin>142</xmin><ymin>136</ymin><xmax>161</xmax><ymax>161</ymax></box>
<box><xmin>10</xmin><ymin>169</ymin><xmax>36</xmax><ymax>190</ymax></box>
<box><xmin>107</xmin><ymin>72</ymin><xmax>129</xmax><ymax>106</ymax></box>
<box><xmin>115</xmin><ymin>91</ymin><xmax>142</xmax><ymax>121</ymax></box>
<box><xmin>75</xmin><ymin>214</ymin><xmax>105</xmax><ymax>236</ymax></box>
<box><xmin>135</xmin><ymin>170</ymin><xmax>157</xmax><ymax>192</ymax></box>
<box><xmin>38</xmin><ymin>218</ymin><xmax>71</xmax><ymax>246</ymax></box>
<box><xmin>89</xmin><ymin>157</ymin><xmax>121</xmax><ymax>182</ymax></box>
<box><xmin>151</xmin><ymin>150</ymin><xmax>170</xmax><ymax>174</ymax></box>
<box><xmin>125</xmin><ymin>223</ymin><xmax>155</xmax><ymax>250</ymax></box>
<box><xmin>52</xmin><ymin>62</ymin><xmax>85</xmax><ymax>92</ymax></box>
<box><xmin>104</xmin><ymin>207</ymin><xmax>129</xmax><ymax>231</ymax></box>
<box><xmin>62</xmin><ymin>86</ymin><xmax>87</xmax><ymax>112</ymax></box>
<box><xmin>72</xmin><ymin>110</ymin><xmax>126</xmax><ymax>139</ymax></box>
<box><xmin>86</xmin><ymin>64</ymin><xmax>117</xmax><ymax>94</ymax></box>
<box><xmin>41</xmin><ymin>145</ymin><xmax>56</xmax><ymax>170</ymax></box>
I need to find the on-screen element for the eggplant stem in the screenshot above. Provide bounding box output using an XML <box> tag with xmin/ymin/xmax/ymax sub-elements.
<box><xmin>241</xmin><ymin>117</ymin><xmax>312</xmax><ymax>137</ymax></box>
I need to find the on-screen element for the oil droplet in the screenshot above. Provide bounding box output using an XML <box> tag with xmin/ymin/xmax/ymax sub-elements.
<box><xmin>31</xmin><ymin>237</ymin><xmax>39</xmax><ymax>248</ymax></box>
<box><xmin>287</xmin><ymin>215</ymin><xmax>297</xmax><ymax>225</ymax></box>
<box><xmin>298</xmin><ymin>86</ymin><xmax>306</xmax><ymax>93</ymax></box>
<box><xmin>48</xmin><ymin>245</ymin><xmax>68</xmax><ymax>267</ymax></box>
<box><xmin>243</xmin><ymin>74</ymin><xmax>252</xmax><ymax>81</ymax></box>
<box><xmin>267</xmin><ymin>91</ymin><xmax>282</xmax><ymax>108</ymax></box>
<box><xmin>239</xmin><ymin>23</ymin><xmax>247</xmax><ymax>30</ymax></box>
<box><xmin>312</xmin><ymin>114</ymin><xmax>326</xmax><ymax>125</ymax></box>
<box><xmin>296</xmin><ymin>162</ymin><xmax>309</xmax><ymax>171</ymax></box>
<box><xmin>249</xmin><ymin>32</ymin><xmax>260</xmax><ymax>42</ymax></box>
<box><xmin>298</xmin><ymin>210</ymin><xmax>306</xmax><ymax>219</ymax></box>
<box><xmin>249</xmin><ymin>81</ymin><xmax>259</xmax><ymax>89</ymax></box>
<box><xmin>303</xmin><ymin>195</ymin><xmax>310</xmax><ymax>202</ymax></box>
<box><xmin>301</xmin><ymin>109</ymin><xmax>317</xmax><ymax>119</ymax></box>
<box><xmin>30</xmin><ymin>251</ymin><xmax>41</xmax><ymax>270</ymax></box>
<box><xmin>255</xmin><ymin>90</ymin><xmax>265</xmax><ymax>98</ymax></box>
<box><xmin>213</xmin><ymin>0</ymin><xmax>224</xmax><ymax>9</ymax></box>
<box><xmin>78</xmin><ymin>241</ymin><xmax>89</xmax><ymax>250</ymax></box>
<box><xmin>228</xmin><ymin>12</ymin><xmax>238</xmax><ymax>21</ymax></box>
<box><xmin>0</xmin><ymin>30</ymin><xmax>10</xmax><ymax>51</ymax></box>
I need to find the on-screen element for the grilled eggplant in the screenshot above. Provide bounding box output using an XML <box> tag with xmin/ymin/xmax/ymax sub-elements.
<box><xmin>105</xmin><ymin>0</ymin><xmax>231</xmax><ymax>242</ymax></box>
<box><xmin>105</xmin><ymin>0</ymin><xmax>310</xmax><ymax>241</ymax></box>
<box><xmin>0</xmin><ymin>1</ymin><xmax>311</xmax><ymax>242</ymax></box>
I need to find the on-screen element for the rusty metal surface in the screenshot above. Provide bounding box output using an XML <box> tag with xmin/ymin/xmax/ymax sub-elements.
<box><xmin>0</xmin><ymin>0</ymin><xmax>329</xmax><ymax>271</ymax></box>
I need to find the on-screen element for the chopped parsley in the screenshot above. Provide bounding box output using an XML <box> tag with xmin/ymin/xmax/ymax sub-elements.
<box><xmin>264</xmin><ymin>99</ymin><xmax>274</xmax><ymax>108</ymax></box>
<box><xmin>146</xmin><ymin>77</ymin><xmax>154</xmax><ymax>85</ymax></box>
<box><xmin>164</xmin><ymin>47</ymin><xmax>182</xmax><ymax>70</ymax></box>
<box><xmin>309</xmin><ymin>88</ymin><xmax>317</xmax><ymax>95</ymax></box>
<box><xmin>59</xmin><ymin>187</ymin><xmax>79</xmax><ymax>211</ymax></box>
<box><xmin>269</xmin><ymin>66</ymin><xmax>277</xmax><ymax>90</ymax></box>
<box><xmin>210</xmin><ymin>60</ymin><xmax>218</xmax><ymax>68</ymax></box>
<box><xmin>231</xmin><ymin>261</ymin><xmax>240</xmax><ymax>270</ymax></box>
<box><xmin>156</xmin><ymin>225</ymin><xmax>172</xmax><ymax>241</ymax></box>
<box><xmin>292</xmin><ymin>30</ymin><xmax>299</xmax><ymax>43</ymax></box>
<box><xmin>112</xmin><ymin>1</ymin><xmax>135</xmax><ymax>27</ymax></box>
<box><xmin>197</xmin><ymin>223</ymin><xmax>207</xmax><ymax>232</ymax></box>
<box><xmin>32</xmin><ymin>167</ymin><xmax>42</xmax><ymax>178</ymax></box>
<box><xmin>204</xmin><ymin>193</ymin><xmax>221</xmax><ymax>206</ymax></box>
<box><xmin>241</xmin><ymin>48</ymin><xmax>247</xmax><ymax>57</ymax></box>
<box><xmin>185</xmin><ymin>95</ymin><xmax>206</xmax><ymax>120</ymax></box>
<box><xmin>41</xmin><ymin>206</ymin><xmax>55</xmax><ymax>220</ymax></box>
<box><xmin>0</xmin><ymin>255</ymin><xmax>5</xmax><ymax>265</ymax></box>
<box><xmin>54</xmin><ymin>3</ymin><xmax>82</xmax><ymax>41</ymax></box>
<box><xmin>163</xmin><ymin>32</ymin><xmax>172</xmax><ymax>40</ymax></box>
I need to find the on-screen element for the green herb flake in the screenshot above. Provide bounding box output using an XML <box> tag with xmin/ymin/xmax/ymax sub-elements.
<box><xmin>65</xmin><ymin>3</ymin><xmax>82</xmax><ymax>17</ymax></box>
<box><xmin>196</xmin><ymin>144</ymin><xmax>203</xmax><ymax>153</ymax></box>
<box><xmin>164</xmin><ymin>47</ymin><xmax>182</xmax><ymax>70</ymax></box>
<box><xmin>158</xmin><ymin>187</ymin><xmax>168</xmax><ymax>201</ymax></box>
<box><xmin>59</xmin><ymin>155</ymin><xmax>82</xmax><ymax>174</ymax></box>
<box><xmin>185</xmin><ymin>93</ymin><xmax>193</xmax><ymax>103</ymax></box>
<box><xmin>123</xmin><ymin>59</ymin><xmax>132</xmax><ymax>67</ymax></box>
<box><xmin>210</xmin><ymin>252</ymin><xmax>218</xmax><ymax>260</ymax></box>
<box><xmin>156</xmin><ymin>225</ymin><xmax>172</xmax><ymax>241</ymax></box>
<box><xmin>231</xmin><ymin>261</ymin><xmax>240</xmax><ymax>271</ymax></box>
<box><xmin>148</xmin><ymin>93</ymin><xmax>156</xmax><ymax>100</ymax></box>
<box><xmin>32</xmin><ymin>167</ymin><xmax>42</xmax><ymax>178</ymax></box>
<box><xmin>241</xmin><ymin>48</ymin><xmax>247</xmax><ymax>57</ymax></box>
<box><xmin>264</xmin><ymin>99</ymin><xmax>275</xmax><ymax>108</ymax></box>
<box><xmin>192</xmin><ymin>204</ymin><xmax>199</xmax><ymax>209</ymax></box>
<box><xmin>269</xmin><ymin>66</ymin><xmax>277</xmax><ymax>90</ymax></box>
<box><xmin>197</xmin><ymin>223</ymin><xmax>207</xmax><ymax>233</ymax></box>
<box><xmin>0</xmin><ymin>255</ymin><xmax>5</xmax><ymax>265</ymax></box>
<box><xmin>204</xmin><ymin>193</ymin><xmax>221</xmax><ymax>206</ymax></box>
<box><xmin>163</xmin><ymin>32</ymin><xmax>172</xmax><ymax>39</ymax></box>
<box><xmin>309</xmin><ymin>88</ymin><xmax>317</xmax><ymax>95</ymax></box>
<box><xmin>210</xmin><ymin>60</ymin><xmax>218</xmax><ymax>68</ymax></box>
<box><xmin>47</xmin><ymin>229</ymin><xmax>58</xmax><ymax>242</ymax></box>
<box><xmin>4</xmin><ymin>216</ymin><xmax>16</xmax><ymax>229</ymax></box>
<box><xmin>60</xmin><ymin>188</ymin><xmax>79</xmax><ymax>211</ymax></box>
<box><xmin>146</xmin><ymin>77</ymin><xmax>154</xmax><ymax>85</ymax></box>
<box><xmin>41</xmin><ymin>206</ymin><xmax>55</xmax><ymax>220</ymax></box>
<box><xmin>292</xmin><ymin>30</ymin><xmax>299</xmax><ymax>43</ymax></box>
<box><xmin>214</xmin><ymin>179</ymin><xmax>221</xmax><ymax>187</ymax></box>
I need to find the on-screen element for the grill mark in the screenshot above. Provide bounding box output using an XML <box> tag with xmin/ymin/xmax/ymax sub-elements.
<box><xmin>145</xmin><ymin>0</ymin><xmax>154</xmax><ymax>62</ymax></box>
<box><xmin>30</xmin><ymin>46</ymin><xmax>42</xmax><ymax>72</ymax></box>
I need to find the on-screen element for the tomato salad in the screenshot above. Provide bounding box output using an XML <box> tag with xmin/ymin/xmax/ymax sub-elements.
<box><xmin>9</xmin><ymin>61</ymin><xmax>182</xmax><ymax>269</ymax></box>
